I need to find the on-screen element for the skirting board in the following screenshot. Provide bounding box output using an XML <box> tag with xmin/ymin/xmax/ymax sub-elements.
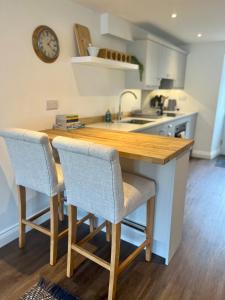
<box><xmin>0</xmin><ymin>211</ymin><xmax>49</xmax><ymax>248</ymax></box>
<box><xmin>192</xmin><ymin>148</ymin><xmax>221</xmax><ymax>160</ymax></box>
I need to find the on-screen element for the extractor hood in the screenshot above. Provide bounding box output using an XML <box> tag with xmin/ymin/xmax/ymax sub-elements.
<box><xmin>159</xmin><ymin>78</ymin><xmax>174</xmax><ymax>89</ymax></box>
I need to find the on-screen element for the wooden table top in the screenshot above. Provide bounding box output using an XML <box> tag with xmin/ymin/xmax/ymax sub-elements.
<box><xmin>43</xmin><ymin>127</ymin><xmax>194</xmax><ymax>165</ymax></box>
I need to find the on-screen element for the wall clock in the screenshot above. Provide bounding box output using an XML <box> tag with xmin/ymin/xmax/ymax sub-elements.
<box><xmin>32</xmin><ymin>25</ymin><xmax>60</xmax><ymax>63</ymax></box>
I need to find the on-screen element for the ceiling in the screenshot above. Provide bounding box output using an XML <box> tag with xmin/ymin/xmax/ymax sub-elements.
<box><xmin>74</xmin><ymin>0</ymin><xmax>225</xmax><ymax>44</ymax></box>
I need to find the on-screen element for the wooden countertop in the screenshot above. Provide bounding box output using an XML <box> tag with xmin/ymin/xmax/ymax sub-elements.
<box><xmin>43</xmin><ymin>128</ymin><xmax>194</xmax><ymax>165</ymax></box>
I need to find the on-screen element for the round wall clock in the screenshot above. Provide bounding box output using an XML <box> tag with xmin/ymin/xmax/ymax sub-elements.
<box><xmin>32</xmin><ymin>25</ymin><xmax>60</xmax><ymax>63</ymax></box>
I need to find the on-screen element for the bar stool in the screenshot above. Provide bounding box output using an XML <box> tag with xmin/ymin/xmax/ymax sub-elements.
<box><xmin>0</xmin><ymin>128</ymin><xmax>94</xmax><ymax>266</ymax></box>
<box><xmin>53</xmin><ymin>137</ymin><xmax>156</xmax><ymax>300</ymax></box>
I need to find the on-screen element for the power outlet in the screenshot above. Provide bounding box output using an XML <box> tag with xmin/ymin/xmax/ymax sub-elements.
<box><xmin>46</xmin><ymin>100</ymin><xmax>58</xmax><ymax>111</ymax></box>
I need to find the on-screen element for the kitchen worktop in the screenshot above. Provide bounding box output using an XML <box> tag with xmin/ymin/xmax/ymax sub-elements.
<box><xmin>87</xmin><ymin>112</ymin><xmax>198</xmax><ymax>132</ymax></box>
<box><xmin>43</xmin><ymin>127</ymin><xmax>193</xmax><ymax>165</ymax></box>
<box><xmin>43</xmin><ymin>119</ymin><xmax>194</xmax><ymax>264</ymax></box>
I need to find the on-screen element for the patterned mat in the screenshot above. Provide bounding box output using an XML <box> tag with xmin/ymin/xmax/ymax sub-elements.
<box><xmin>20</xmin><ymin>278</ymin><xmax>79</xmax><ymax>300</ymax></box>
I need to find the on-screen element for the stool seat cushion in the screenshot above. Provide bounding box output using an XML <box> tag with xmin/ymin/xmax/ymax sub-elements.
<box><xmin>55</xmin><ymin>163</ymin><xmax>65</xmax><ymax>193</ymax></box>
<box><xmin>122</xmin><ymin>172</ymin><xmax>155</xmax><ymax>219</ymax></box>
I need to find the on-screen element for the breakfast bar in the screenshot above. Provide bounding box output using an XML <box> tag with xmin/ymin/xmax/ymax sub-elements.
<box><xmin>44</xmin><ymin>127</ymin><xmax>194</xmax><ymax>264</ymax></box>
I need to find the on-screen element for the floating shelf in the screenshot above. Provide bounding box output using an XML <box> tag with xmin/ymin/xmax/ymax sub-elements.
<box><xmin>71</xmin><ymin>56</ymin><xmax>139</xmax><ymax>70</ymax></box>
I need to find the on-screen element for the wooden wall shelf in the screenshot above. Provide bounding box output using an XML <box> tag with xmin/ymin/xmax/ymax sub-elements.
<box><xmin>71</xmin><ymin>56</ymin><xmax>139</xmax><ymax>70</ymax></box>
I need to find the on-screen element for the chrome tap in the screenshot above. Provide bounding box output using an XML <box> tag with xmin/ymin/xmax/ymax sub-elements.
<box><xmin>118</xmin><ymin>90</ymin><xmax>138</xmax><ymax>121</ymax></box>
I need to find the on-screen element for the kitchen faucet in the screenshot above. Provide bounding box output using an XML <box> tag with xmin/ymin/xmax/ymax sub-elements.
<box><xmin>118</xmin><ymin>90</ymin><xmax>138</xmax><ymax>121</ymax></box>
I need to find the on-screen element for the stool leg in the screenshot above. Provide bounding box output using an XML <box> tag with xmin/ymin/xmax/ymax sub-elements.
<box><xmin>17</xmin><ymin>185</ymin><xmax>26</xmax><ymax>249</ymax></box>
<box><xmin>108</xmin><ymin>223</ymin><xmax>121</xmax><ymax>300</ymax></box>
<box><xmin>67</xmin><ymin>204</ymin><xmax>77</xmax><ymax>278</ymax></box>
<box><xmin>106</xmin><ymin>221</ymin><xmax>111</xmax><ymax>242</ymax></box>
<box><xmin>145</xmin><ymin>196</ymin><xmax>155</xmax><ymax>262</ymax></box>
<box><xmin>89</xmin><ymin>214</ymin><xmax>95</xmax><ymax>233</ymax></box>
<box><xmin>58</xmin><ymin>193</ymin><xmax>64</xmax><ymax>222</ymax></box>
<box><xmin>50</xmin><ymin>195</ymin><xmax>59</xmax><ymax>266</ymax></box>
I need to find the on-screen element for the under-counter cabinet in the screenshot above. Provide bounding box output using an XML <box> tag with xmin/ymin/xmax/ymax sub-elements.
<box><xmin>136</xmin><ymin>114</ymin><xmax>197</xmax><ymax>139</ymax></box>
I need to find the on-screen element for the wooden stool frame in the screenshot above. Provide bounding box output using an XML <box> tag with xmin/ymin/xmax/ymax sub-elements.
<box><xmin>67</xmin><ymin>196</ymin><xmax>155</xmax><ymax>300</ymax></box>
<box><xmin>17</xmin><ymin>185</ymin><xmax>95</xmax><ymax>266</ymax></box>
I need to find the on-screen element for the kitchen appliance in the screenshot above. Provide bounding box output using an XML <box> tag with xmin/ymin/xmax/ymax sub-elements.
<box><xmin>150</xmin><ymin>95</ymin><xmax>168</xmax><ymax>116</ymax></box>
<box><xmin>174</xmin><ymin>122</ymin><xmax>187</xmax><ymax>138</ymax></box>
<box><xmin>167</xmin><ymin>99</ymin><xmax>177</xmax><ymax>111</ymax></box>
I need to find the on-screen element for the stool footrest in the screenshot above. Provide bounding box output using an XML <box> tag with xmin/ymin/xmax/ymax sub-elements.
<box><xmin>78</xmin><ymin>221</ymin><xmax>106</xmax><ymax>246</ymax></box>
<box><xmin>27</xmin><ymin>207</ymin><xmax>50</xmax><ymax>222</ymax></box>
<box><xmin>77</xmin><ymin>213</ymin><xmax>93</xmax><ymax>225</ymax></box>
<box><xmin>58</xmin><ymin>228</ymin><xmax>68</xmax><ymax>239</ymax></box>
<box><xmin>23</xmin><ymin>220</ymin><xmax>51</xmax><ymax>236</ymax></box>
<box><xmin>71</xmin><ymin>244</ymin><xmax>111</xmax><ymax>270</ymax></box>
<box><xmin>118</xmin><ymin>240</ymin><xmax>148</xmax><ymax>275</ymax></box>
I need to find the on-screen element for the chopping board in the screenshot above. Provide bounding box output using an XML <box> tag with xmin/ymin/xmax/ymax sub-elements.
<box><xmin>74</xmin><ymin>24</ymin><xmax>92</xmax><ymax>56</ymax></box>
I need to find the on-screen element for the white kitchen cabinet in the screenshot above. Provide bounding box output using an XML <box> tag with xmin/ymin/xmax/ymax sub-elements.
<box><xmin>158</xmin><ymin>46</ymin><xmax>187</xmax><ymax>88</ymax></box>
<box><xmin>126</xmin><ymin>40</ymin><xmax>161</xmax><ymax>89</ymax></box>
<box><xmin>158</xmin><ymin>46</ymin><xmax>177</xmax><ymax>80</ymax></box>
<box><xmin>126</xmin><ymin>39</ymin><xmax>187</xmax><ymax>90</ymax></box>
<box><xmin>173</xmin><ymin>52</ymin><xmax>187</xmax><ymax>89</ymax></box>
<box><xmin>139</xmin><ymin>122</ymin><xmax>175</xmax><ymax>137</ymax></box>
<box><xmin>136</xmin><ymin>114</ymin><xmax>197</xmax><ymax>139</ymax></box>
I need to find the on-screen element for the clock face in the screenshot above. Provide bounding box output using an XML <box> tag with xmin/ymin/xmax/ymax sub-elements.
<box><xmin>32</xmin><ymin>26</ymin><xmax>60</xmax><ymax>63</ymax></box>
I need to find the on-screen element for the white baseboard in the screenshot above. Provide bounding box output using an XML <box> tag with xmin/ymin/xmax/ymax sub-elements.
<box><xmin>0</xmin><ymin>211</ymin><xmax>49</xmax><ymax>248</ymax></box>
<box><xmin>192</xmin><ymin>148</ymin><xmax>221</xmax><ymax>159</ymax></box>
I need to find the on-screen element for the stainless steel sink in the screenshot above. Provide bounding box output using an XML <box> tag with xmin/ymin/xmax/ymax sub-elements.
<box><xmin>132</xmin><ymin>114</ymin><xmax>163</xmax><ymax>119</ymax></box>
<box><xmin>132</xmin><ymin>112</ymin><xmax>183</xmax><ymax>118</ymax></box>
<box><xmin>120</xmin><ymin>119</ymin><xmax>153</xmax><ymax>125</ymax></box>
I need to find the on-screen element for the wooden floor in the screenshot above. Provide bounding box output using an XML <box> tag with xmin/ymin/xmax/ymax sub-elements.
<box><xmin>1</xmin><ymin>157</ymin><xmax>225</xmax><ymax>300</ymax></box>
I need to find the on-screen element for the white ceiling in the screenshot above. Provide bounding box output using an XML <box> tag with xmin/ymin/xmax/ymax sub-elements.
<box><xmin>74</xmin><ymin>0</ymin><xmax>225</xmax><ymax>44</ymax></box>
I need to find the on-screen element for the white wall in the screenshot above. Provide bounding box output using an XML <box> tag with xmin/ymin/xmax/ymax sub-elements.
<box><xmin>211</xmin><ymin>56</ymin><xmax>225</xmax><ymax>155</ymax></box>
<box><xmin>0</xmin><ymin>0</ymin><xmax>141</xmax><ymax>246</ymax></box>
<box><xmin>184</xmin><ymin>43</ymin><xmax>225</xmax><ymax>158</ymax></box>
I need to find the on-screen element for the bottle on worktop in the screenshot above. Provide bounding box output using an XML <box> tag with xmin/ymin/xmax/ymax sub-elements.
<box><xmin>104</xmin><ymin>109</ymin><xmax>112</xmax><ymax>123</ymax></box>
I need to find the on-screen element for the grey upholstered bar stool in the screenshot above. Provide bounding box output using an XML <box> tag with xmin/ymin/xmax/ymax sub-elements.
<box><xmin>0</xmin><ymin>128</ymin><xmax>66</xmax><ymax>265</ymax></box>
<box><xmin>0</xmin><ymin>128</ymin><xmax>94</xmax><ymax>266</ymax></box>
<box><xmin>53</xmin><ymin>136</ymin><xmax>156</xmax><ymax>300</ymax></box>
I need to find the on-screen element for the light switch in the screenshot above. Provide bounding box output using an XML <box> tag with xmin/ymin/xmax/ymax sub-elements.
<box><xmin>46</xmin><ymin>100</ymin><xmax>58</xmax><ymax>111</ymax></box>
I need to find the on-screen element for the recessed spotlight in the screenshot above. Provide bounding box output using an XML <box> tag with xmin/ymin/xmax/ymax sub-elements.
<box><xmin>197</xmin><ymin>33</ymin><xmax>202</xmax><ymax>37</ymax></box>
<box><xmin>171</xmin><ymin>13</ymin><xmax>177</xmax><ymax>18</ymax></box>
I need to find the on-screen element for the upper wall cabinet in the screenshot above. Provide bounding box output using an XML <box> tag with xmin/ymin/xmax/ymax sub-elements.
<box><xmin>173</xmin><ymin>51</ymin><xmax>187</xmax><ymax>89</ymax></box>
<box><xmin>158</xmin><ymin>46</ymin><xmax>177</xmax><ymax>80</ymax></box>
<box><xmin>101</xmin><ymin>13</ymin><xmax>133</xmax><ymax>41</ymax></box>
<box><xmin>126</xmin><ymin>40</ymin><xmax>187</xmax><ymax>90</ymax></box>
<box><xmin>125</xmin><ymin>40</ymin><xmax>161</xmax><ymax>90</ymax></box>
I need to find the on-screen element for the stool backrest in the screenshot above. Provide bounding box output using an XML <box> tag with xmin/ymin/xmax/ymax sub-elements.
<box><xmin>0</xmin><ymin>128</ymin><xmax>58</xmax><ymax>196</ymax></box>
<box><xmin>53</xmin><ymin>136</ymin><xmax>124</xmax><ymax>223</ymax></box>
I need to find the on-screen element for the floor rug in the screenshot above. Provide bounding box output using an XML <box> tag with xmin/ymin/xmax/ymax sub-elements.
<box><xmin>20</xmin><ymin>278</ymin><xmax>79</xmax><ymax>300</ymax></box>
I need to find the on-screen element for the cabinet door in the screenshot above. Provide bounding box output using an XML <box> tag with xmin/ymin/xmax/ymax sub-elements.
<box><xmin>145</xmin><ymin>40</ymin><xmax>161</xmax><ymax>88</ymax></box>
<box><xmin>126</xmin><ymin>40</ymin><xmax>160</xmax><ymax>89</ymax></box>
<box><xmin>126</xmin><ymin>40</ymin><xmax>148</xmax><ymax>89</ymax></box>
<box><xmin>174</xmin><ymin>52</ymin><xmax>187</xmax><ymax>89</ymax></box>
<box><xmin>158</xmin><ymin>46</ymin><xmax>177</xmax><ymax>80</ymax></box>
